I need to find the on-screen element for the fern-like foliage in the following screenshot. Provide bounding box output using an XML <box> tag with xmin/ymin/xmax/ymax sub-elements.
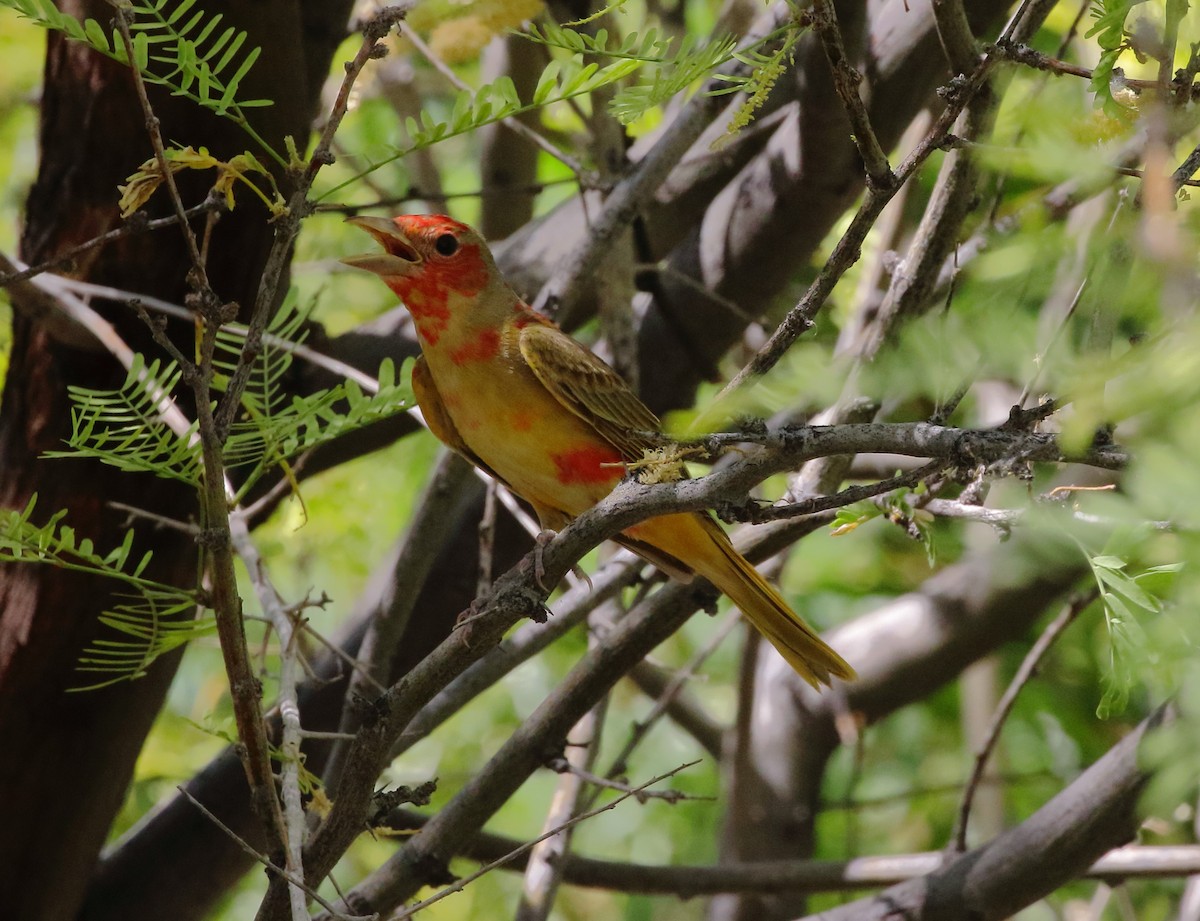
<box><xmin>130</xmin><ymin>0</ymin><xmax>269</xmax><ymax>114</ymax></box>
<box><xmin>318</xmin><ymin>15</ymin><xmax>797</xmax><ymax>195</ymax></box>
<box><xmin>50</xmin><ymin>311</ymin><xmax>415</xmax><ymax>505</ymax></box>
<box><xmin>204</xmin><ymin>298</ymin><xmax>415</xmax><ymax>501</ymax></box>
<box><xmin>214</xmin><ymin>295</ymin><xmax>310</xmax><ymax>426</ymax></box>
<box><xmin>526</xmin><ymin>21</ymin><xmax>685</xmax><ymax>60</ymax></box>
<box><xmin>77</xmin><ymin>590</ymin><xmax>208</xmax><ymax>690</ymax></box>
<box><xmin>222</xmin><ymin>357</ymin><xmax>415</xmax><ymax>504</ymax></box>
<box><xmin>320</xmin><ymin>53</ymin><xmax>643</xmax><ymax>199</ymax></box>
<box><xmin>3</xmin><ymin>0</ymin><xmax>281</xmax><ymax>163</ymax></box>
<box><xmin>611</xmin><ymin>34</ymin><xmax>738</xmax><ymax>124</ymax></box>
<box><xmin>0</xmin><ymin>496</ymin><xmax>205</xmax><ymax>689</ymax></box>
<box><xmin>45</xmin><ymin>355</ymin><xmax>204</xmax><ymax>484</ymax></box>
<box><xmin>525</xmin><ymin>23</ymin><xmax>738</xmax><ymax>125</ymax></box>
<box><xmin>1085</xmin><ymin>551</ymin><xmax>1181</xmax><ymax>718</ymax></box>
<box><xmin>39</xmin><ymin>324</ymin><xmax>412</xmax><ymax>681</ymax></box>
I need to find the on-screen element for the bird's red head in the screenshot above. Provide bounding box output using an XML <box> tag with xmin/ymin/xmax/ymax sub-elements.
<box><xmin>343</xmin><ymin>213</ymin><xmax>492</xmax><ymax>312</ymax></box>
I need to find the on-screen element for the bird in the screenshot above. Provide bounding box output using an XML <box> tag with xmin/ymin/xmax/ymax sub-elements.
<box><xmin>343</xmin><ymin>214</ymin><xmax>854</xmax><ymax>688</ymax></box>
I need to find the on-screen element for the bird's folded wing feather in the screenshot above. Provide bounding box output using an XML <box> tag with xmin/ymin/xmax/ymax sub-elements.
<box><xmin>518</xmin><ymin>323</ymin><xmax>662</xmax><ymax>460</ymax></box>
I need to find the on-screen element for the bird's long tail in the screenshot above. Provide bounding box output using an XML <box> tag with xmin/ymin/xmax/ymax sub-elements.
<box><xmin>693</xmin><ymin>518</ymin><xmax>855</xmax><ymax>689</ymax></box>
<box><xmin>624</xmin><ymin>512</ymin><xmax>854</xmax><ymax>687</ymax></box>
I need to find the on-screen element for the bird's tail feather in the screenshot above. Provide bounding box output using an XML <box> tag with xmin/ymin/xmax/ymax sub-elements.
<box><xmin>698</xmin><ymin>521</ymin><xmax>855</xmax><ymax>688</ymax></box>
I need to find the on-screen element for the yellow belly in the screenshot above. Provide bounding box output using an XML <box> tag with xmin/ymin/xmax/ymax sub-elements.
<box><xmin>426</xmin><ymin>351</ymin><xmax>624</xmax><ymax>518</ymax></box>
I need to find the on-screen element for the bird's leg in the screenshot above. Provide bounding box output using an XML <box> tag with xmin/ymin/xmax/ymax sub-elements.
<box><xmin>528</xmin><ymin>529</ymin><xmax>593</xmax><ymax>592</ymax></box>
<box><xmin>531</xmin><ymin>529</ymin><xmax>556</xmax><ymax>591</ymax></box>
<box><xmin>453</xmin><ymin>598</ymin><xmax>484</xmax><ymax>646</ymax></box>
<box><xmin>455</xmin><ymin>599</ymin><xmax>481</xmax><ymax>628</ymax></box>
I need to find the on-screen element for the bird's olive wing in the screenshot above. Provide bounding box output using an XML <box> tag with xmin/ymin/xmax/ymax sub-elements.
<box><xmin>518</xmin><ymin>323</ymin><xmax>661</xmax><ymax>460</ymax></box>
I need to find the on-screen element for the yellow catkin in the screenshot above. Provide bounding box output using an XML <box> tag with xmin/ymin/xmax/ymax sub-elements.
<box><xmin>430</xmin><ymin>15</ymin><xmax>496</xmax><ymax>64</ymax></box>
<box><xmin>427</xmin><ymin>0</ymin><xmax>546</xmax><ymax>64</ymax></box>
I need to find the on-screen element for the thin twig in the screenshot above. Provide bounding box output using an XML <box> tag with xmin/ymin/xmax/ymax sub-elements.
<box><xmin>1016</xmin><ymin>202</ymin><xmax>1114</xmax><ymax>409</ymax></box>
<box><xmin>1169</xmin><ymin>144</ymin><xmax>1200</xmax><ymax>192</ymax></box>
<box><xmin>855</xmin><ymin>82</ymin><xmax>995</xmax><ymax>359</ymax></box>
<box><xmin>214</xmin><ymin>7</ymin><xmax>406</xmax><ymax>441</ymax></box>
<box><xmin>811</xmin><ymin>0</ymin><xmax>893</xmax><ymax>188</ymax></box>
<box><xmin>715</xmin><ymin>0</ymin><xmax>1044</xmax><ymax>400</ymax></box>
<box><xmin>387</xmin><ymin>762</ymin><xmax>701</xmax><ymax>920</ymax></box>
<box><xmin>624</xmin><ymin>660</ymin><xmax>725</xmax><ymax>759</ymax></box>
<box><xmin>297</xmin><ymin>619</ymin><xmax>388</xmax><ymax>697</ymax></box>
<box><xmin>32</xmin><ymin>272</ymin><xmax>379</xmax><ymax>390</ymax></box>
<box><xmin>241</xmin><ymin>453</ymin><xmax>313</xmax><ymax>523</ymax></box>
<box><xmin>477</xmin><ymin>479</ymin><xmax>499</xmax><ymax>598</ymax></box>
<box><xmin>727</xmin><ymin>460</ymin><xmax>948</xmax><ymax>524</ymax></box>
<box><xmin>554</xmin><ymin>761</ymin><xmax>710</xmax><ymax>804</ymax></box>
<box><xmin>312</xmin><ymin>176</ymin><xmax>580</xmax><ymax>213</ymax></box>
<box><xmin>1116</xmin><ymin>165</ymin><xmax>1200</xmax><ymax>189</ymax></box>
<box><xmin>324</xmin><ymin>452</ymin><xmax>477</xmax><ymax>791</ymax></box>
<box><xmin>534</xmin><ymin>1</ymin><xmax>797</xmax><ymax>326</ymax></box>
<box><xmin>951</xmin><ymin>589</ymin><xmax>1097</xmax><ymax>852</ymax></box>
<box><xmin>992</xmin><ymin>41</ymin><xmax>1167</xmax><ymax>93</ymax></box>
<box><xmin>188</xmin><ymin>310</ymin><xmax>289</xmax><ymax>857</ymax></box>
<box><xmin>517</xmin><ymin>623</ymin><xmax>607</xmax><ymax>921</ymax></box>
<box><xmin>370</xmin><ymin>822</ymin><xmax>1200</xmax><ymax>894</ymax></box>
<box><xmin>0</xmin><ymin>200</ymin><xmax>221</xmax><ymax>287</ymax></box>
<box><xmin>177</xmin><ymin>787</ymin><xmax>369</xmax><ymax>921</ymax></box>
<box><xmin>229</xmin><ymin>510</ymin><xmax>313</xmax><ymax>921</ymax></box>
<box><xmin>392</xmin><ymin>556</ymin><xmax>643</xmax><ymax>755</ymax></box>
<box><xmin>108</xmin><ymin>1</ymin><xmax>215</xmax><ymax>307</ymax></box>
<box><xmin>107</xmin><ymin>500</ymin><xmax>200</xmax><ymax>536</ymax></box>
<box><xmin>931</xmin><ymin>0</ymin><xmax>979</xmax><ymax>74</ymax></box>
<box><xmin>639</xmin><ymin>262</ymin><xmax>756</xmax><ymax>323</ymax></box>
<box><xmin>598</xmin><ymin>611</ymin><xmax>740</xmax><ymax>789</ymax></box>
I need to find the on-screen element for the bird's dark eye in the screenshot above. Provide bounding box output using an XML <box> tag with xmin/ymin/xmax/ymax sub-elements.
<box><xmin>434</xmin><ymin>233</ymin><xmax>459</xmax><ymax>256</ymax></box>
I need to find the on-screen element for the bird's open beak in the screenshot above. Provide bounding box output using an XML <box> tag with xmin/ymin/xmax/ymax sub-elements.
<box><xmin>341</xmin><ymin>215</ymin><xmax>423</xmax><ymax>276</ymax></box>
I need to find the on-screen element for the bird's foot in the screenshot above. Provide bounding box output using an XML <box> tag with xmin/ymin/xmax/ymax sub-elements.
<box><xmin>454</xmin><ymin>598</ymin><xmax>483</xmax><ymax>646</ymax></box>
<box><xmin>531</xmin><ymin>529</ymin><xmax>556</xmax><ymax>592</ymax></box>
<box><xmin>573</xmin><ymin>565</ymin><xmax>594</xmax><ymax>592</ymax></box>
<box><xmin>530</xmin><ymin>529</ymin><xmax>593</xmax><ymax>592</ymax></box>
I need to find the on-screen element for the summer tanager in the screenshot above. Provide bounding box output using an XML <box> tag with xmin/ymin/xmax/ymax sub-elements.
<box><xmin>344</xmin><ymin>214</ymin><xmax>853</xmax><ymax>688</ymax></box>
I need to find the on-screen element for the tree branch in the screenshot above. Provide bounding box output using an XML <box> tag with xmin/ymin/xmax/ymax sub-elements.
<box><xmin>811</xmin><ymin>0</ymin><xmax>893</xmax><ymax>188</ymax></box>
<box><xmin>809</xmin><ymin>706</ymin><xmax>1170</xmax><ymax>920</ymax></box>
<box><xmin>368</xmin><ymin>816</ymin><xmax>1200</xmax><ymax>896</ymax></box>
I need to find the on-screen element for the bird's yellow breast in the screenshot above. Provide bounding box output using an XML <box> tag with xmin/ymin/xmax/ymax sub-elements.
<box><xmin>420</xmin><ymin>320</ymin><xmax>624</xmax><ymax>519</ymax></box>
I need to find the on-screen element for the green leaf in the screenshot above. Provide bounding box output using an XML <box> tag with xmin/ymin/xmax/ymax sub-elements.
<box><xmin>45</xmin><ymin>355</ymin><xmax>203</xmax><ymax>484</ymax></box>
<box><xmin>83</xmin><ymin>16</ymin><xmax>110</xmax><ymax>52</ymax></box>
<box><xmin>4</xmin><ymin>0</ymin><xmax>280</xmax><ymax>160</ymax></box>
<box><xmin>166</xmin><ymin>0</ymin><xmax>197</xmax><ymax>27</ymax></box>
<box><xmin>0</xmin><ymin>496</ymin><xmax>202</xmax><ymax>687</ymax></box>
<box><xmin>533</xmin><ymin>59</ymin><xmax>562</xmax><ymax>104</ymax></box>
<box><xmin>133</xmin><ymin>30</ymin><xmax>149</xmax><ymax>69</ymax></box>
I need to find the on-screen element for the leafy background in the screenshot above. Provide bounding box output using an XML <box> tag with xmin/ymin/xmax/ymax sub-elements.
<box><xmin>1</xmin><ymin>0</ymin><xmax>1199</xmax><ymax>918</ymax></box>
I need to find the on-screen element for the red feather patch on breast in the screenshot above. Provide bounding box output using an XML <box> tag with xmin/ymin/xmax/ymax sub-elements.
<box><xmin>551</xmin><ymin>445</ymin><xmax>623</xmax><ymax>485</ymax></box>
<box><xmin>449</xmin><ymin>327</ymin><xmax>501</xmax><ymax>364</ymax></box>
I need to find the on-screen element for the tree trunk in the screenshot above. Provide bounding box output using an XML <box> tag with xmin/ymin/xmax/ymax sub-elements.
<box><xmin>0</xmin><ymin>4</ymin><xmax>351</xmax><ymax>918</ymax></box>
